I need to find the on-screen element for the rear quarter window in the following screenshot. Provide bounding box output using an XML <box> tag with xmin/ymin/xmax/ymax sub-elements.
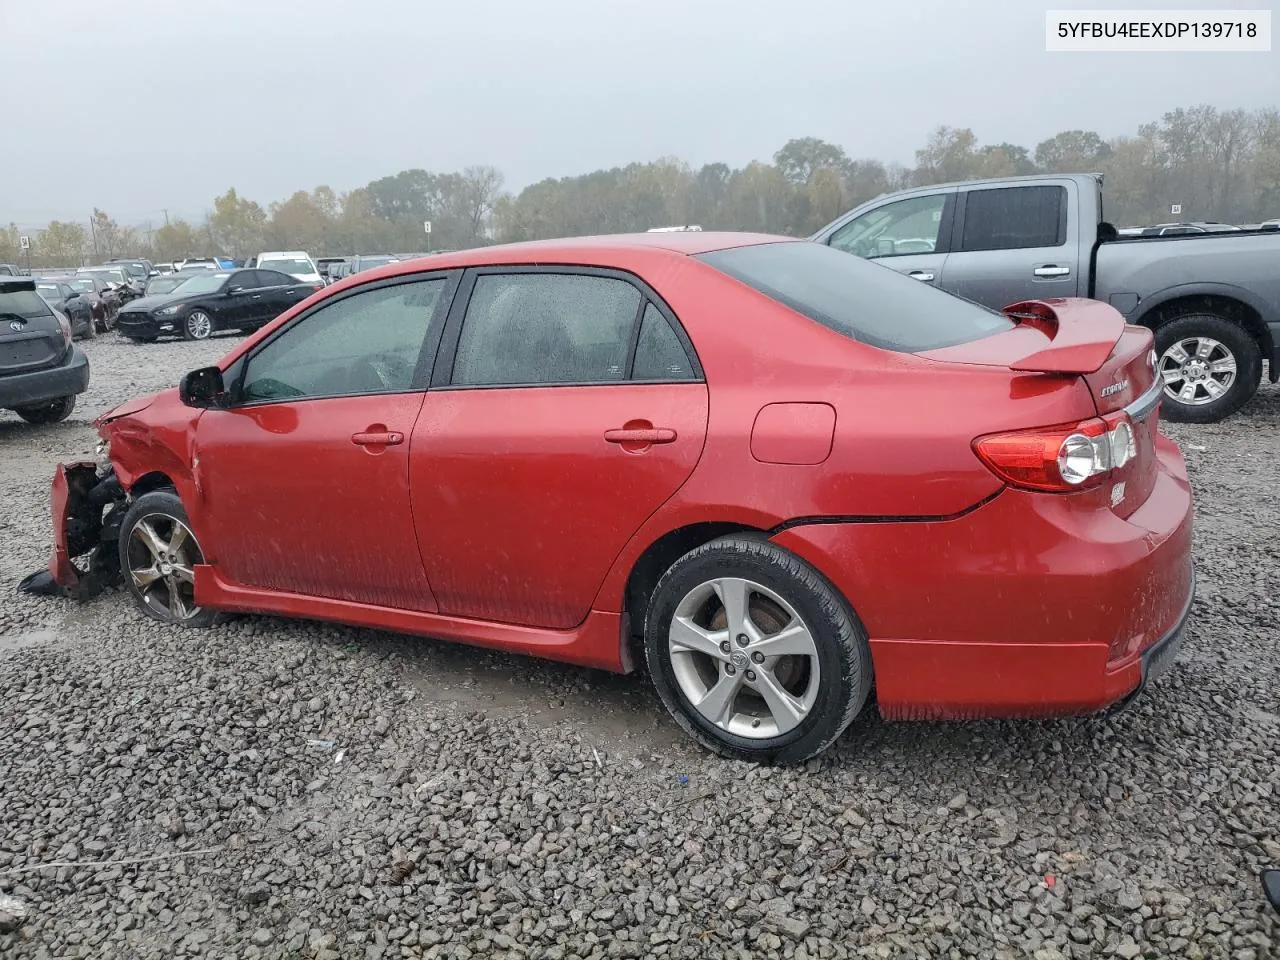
<box><xmin>696</xmin><ymin>241</ymin><xmax>1013</xmax><ymax>352</ymax></box>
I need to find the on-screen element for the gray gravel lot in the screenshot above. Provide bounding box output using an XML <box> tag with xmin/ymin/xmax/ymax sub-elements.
<box><xmin>1</xmin><ymin>334</ymin><xmax>1278</xmax><ymax>959</ymax></box>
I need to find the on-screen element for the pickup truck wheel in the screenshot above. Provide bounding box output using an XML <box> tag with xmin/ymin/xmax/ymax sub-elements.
<box><xmin>1154</xmin><ymin>314</ymin><xmax>1261</xmax><ymax>424</ymax></box>
<box><xmin>14</xmin><ymin>395</ymin><xmax>76</xmax><ymax>424</ymax></box>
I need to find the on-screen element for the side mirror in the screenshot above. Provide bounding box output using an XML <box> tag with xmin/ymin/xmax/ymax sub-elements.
<box><xmin>1263</xmin><ymin>869</ymin><xmax>1280</xmax><ymax>913</ymax></box>
<box><xmin>66</xmin><ymin>291</ymin><xmax>80</xmax><ymax>300</ymax></box>
<box><xmin>179</xmin><ymin>366</ymin><xmax>226</xmax><ymax>408</ymax></box>
<box><xmin>226</xmin><ymin>285</ymin><xmax>243</xmax><ymax>295</ymax></box>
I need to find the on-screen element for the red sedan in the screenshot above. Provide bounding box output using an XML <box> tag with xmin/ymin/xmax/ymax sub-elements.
<box><xmin>28</xmin><ymin>233</ymin><xmax>1194</xmax><ymax>762</ymax></box>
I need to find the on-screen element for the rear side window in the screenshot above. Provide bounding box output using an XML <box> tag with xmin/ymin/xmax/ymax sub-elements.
<box><xmin>633</xmin><ymin>303</ymin><xmax>695</xmax><ymax>381</ymax></box>
<box><xmin>960</xmin><ymin>186</ymin><xmax>1066</xmax><ymax>251</ymax></box>
<box><xmin>452</xmin><ymin>273</ymin><xmax>641</xmax><ymax>386</ymax></box>
<box><xmin>0</xmin><ymin>287</ymin><xmax>54</xmax><ymax>320</ymax></box>
<box><xmin>697</xmin><ymin>241</ymin><xmax>1013</xmax><ymax>353</ymax></box>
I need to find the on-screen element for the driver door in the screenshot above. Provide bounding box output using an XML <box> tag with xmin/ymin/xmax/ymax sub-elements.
<box><xmin>823</xmin><ymin>189</ymin><xmax>956</xmax><ymax>288</ymax></box>
<box><xmin>193</xmin><ymin>273</ymin><xmax>455</xmax><ymax>610</ymax></box>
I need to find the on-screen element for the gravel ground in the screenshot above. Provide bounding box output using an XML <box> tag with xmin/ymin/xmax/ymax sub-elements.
<box><xmin>1</xmin><ymin>334</ymin><xmax>1278</xmax><ymax>959</ymax></box>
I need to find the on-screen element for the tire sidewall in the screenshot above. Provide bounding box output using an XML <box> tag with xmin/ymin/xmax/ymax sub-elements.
<box><xmin>644</xmin><ymin>538</ymin><xmax>868</xmax><ymax>763</ymax></box>
<box><xmin>184</xmin><ymin>310</ymin><xmax>212</xmax><ymax>341</ymax></box>
<box><xmin>16</xmin><ymin>395</ymin><xmax>75</xmax><ymax>424</ymax></box>
<box><xmin>1154</xmin><ymin>314</ymin><xmax>1261</xmax><ymax>423</ymax></box>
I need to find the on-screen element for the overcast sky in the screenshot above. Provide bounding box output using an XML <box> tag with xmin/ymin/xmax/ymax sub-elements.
<box><xmin>1</xmin><ymin>0</ymin><xmax>1276</xmax><ymax>227</ymax></box>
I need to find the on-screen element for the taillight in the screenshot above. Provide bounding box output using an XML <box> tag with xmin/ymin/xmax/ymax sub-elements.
<box><xmin>55</xmin><ymin>311</ymin><xmax>73</xmax><ymax>347</ymax></box>
<box><xmin>974</xmin><ymin>412</ymin><xmax>1136</xmax><ymax>492</ymax></box>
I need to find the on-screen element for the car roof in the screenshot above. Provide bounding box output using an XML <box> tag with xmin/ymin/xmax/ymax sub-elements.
<box><xmin>364</xmin><ymin>232</ymin><xmax>793</xmax><ymax>277</ymax></box>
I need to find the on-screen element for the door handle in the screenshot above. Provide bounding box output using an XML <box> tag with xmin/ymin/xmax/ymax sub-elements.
<box><xmin>604</xmin><ymin>427</ymin><xmax>677</xmax><ymax>444</ymax></box>
<box><xmin>907</xmin><ymin>270</ymin><xmax>935</xmax><ymax>282</ymax></box>
<box><xmin>250</xmin><ymin>294</ymin><xmax>262</xmax><ymax>299</ymax></box>
<box><xmin>351</xmin><ymin>430</ymin><xmax>404</xmax><ymax>446</ymax></box>
<box><xmin>1034</xmin><ymin>265</ymin><xmax>1071</xmax><ymax>277</ymax></box>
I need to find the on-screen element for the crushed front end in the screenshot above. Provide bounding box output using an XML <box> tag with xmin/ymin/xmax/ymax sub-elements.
<box><xmin>18</xmin><ymin>441</ymin><xmax>128</xmax><ymax>600</ymax></box>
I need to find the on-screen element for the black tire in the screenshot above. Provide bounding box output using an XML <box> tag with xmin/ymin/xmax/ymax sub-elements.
<box><xmin>182</xmin><ymin>309</ymin><xmax>213</xmax><ymax>341</ymax></box>
<box><xmin>1153</xmin><ymin>313</ymin><xmax>1261</xmax><ymax>424</ymax></box>
<box><xmin>643</xmin><ymin>535</ymin><xmax>872</xmax><ymax>764</ymax></box>
<box><xmin>118</xmin><ymin>490</ymin><xmax>221</xmax><ymax>627</ymax></box>
<box><xmin>15</xmin><ymin>395</ymin><xmax>76</xmax><ymax>424</ymax></box>
<box><xmin>81</xmin><ymin>312</ymin><xmax>96</xmax><ymax>339</ymax></box>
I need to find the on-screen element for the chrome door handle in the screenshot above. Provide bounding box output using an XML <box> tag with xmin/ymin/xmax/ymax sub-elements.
<box><xmin>907</xmin><ymin>270</ymin><xmax>935</xmax><ymax>282</ymax></box>
<box><xmin>1034</xmin><ymin>265</ymin><xmax>1071</xmax><ymax>277</ymax></box>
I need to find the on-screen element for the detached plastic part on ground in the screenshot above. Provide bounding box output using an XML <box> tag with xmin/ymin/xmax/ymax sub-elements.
<box><xmin>18</xmin><ymin>462</ymin><xmax>124</xmax><ymax>602</ymax></box>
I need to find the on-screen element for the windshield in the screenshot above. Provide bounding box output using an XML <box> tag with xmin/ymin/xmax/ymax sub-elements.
<box><xmin>117</xmin><ymin>263</ymin><xmax>147</xmax><ymax>278</ymax></box>
<box><xmin>168</xmin><ymin>273</ymin><xmax>228</xmax><ymax>295</ymax></box>
<box><xmin>0</xmin><ymin>288</ymin><xmax>54</xmax><ymax>319</ymax></box>
<box><xmin>697</xmin><ymin>241</ymin><xmax>1013</xmax><ymax>352</ymax></box>
<box><xmin>66</xmin><ymin>279</ymin><xmax>97</xmax><ymax>292</ymax></box>
<box><xmin>147</xmin><ymin>277</ymin><xmax>188</xmax><ymax>294</ymax></box>
<box><xmin>80</xmin><ymin>268</ymin><xmax>125</xmax><ymax>283</ymax></box>
<box><xmin>260</xmin><ymin>258</ymin><xmax>315</xmax><ymax>275</ymax></box>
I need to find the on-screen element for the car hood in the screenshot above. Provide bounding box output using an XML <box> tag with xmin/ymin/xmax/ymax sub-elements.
<box><xmin>96</xmin><ymin>391</ymin><xmax>160</xmax><ymax>425</ymax></box>
<box><xmin>121</xmin><ymin>292</ymin><xmax>190</xmax><ymax>312</ymax></box>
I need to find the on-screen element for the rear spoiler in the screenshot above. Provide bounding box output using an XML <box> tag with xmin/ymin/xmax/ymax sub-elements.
<box><xmin>1002</xmin><ymin>299</ymin><xmax>1124</xmax><ymax>374</ymax></box>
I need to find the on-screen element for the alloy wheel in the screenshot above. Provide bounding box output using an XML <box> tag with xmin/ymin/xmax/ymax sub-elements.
<box><xmin>126</xmin><ymin>514</ymin><xmax>204</xmax><ymax>622</ymax></box>
<box><xmin>667</xmin><ymin>576</ymin><xmax>821</xmax><ymax>739</ymax></box>
<box><xmin>186</xmin><ymin>311</ymin><xmax>212</xmax><ymax>340</ymax></box>
<box><xmin>1159</xmin><ymin>336</ymin><xmax>1236</xmax><ymax>406</ymax></box>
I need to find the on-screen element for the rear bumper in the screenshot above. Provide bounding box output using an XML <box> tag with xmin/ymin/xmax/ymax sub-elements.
<box><xmin>772</xmin><ymin>434</ymin><xmax>1195</xmax><ymax>720</ymax></box>
<box><xmin>0</xmin><ymin>347</ymin><xmax>90</xmax><ymax>409</ymax></box>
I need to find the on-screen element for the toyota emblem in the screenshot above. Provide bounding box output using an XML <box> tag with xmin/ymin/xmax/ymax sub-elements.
<box><xmin>8</xmin><ymin>319</ymin><xmax>22</xmax><ymax>331</ymax></box>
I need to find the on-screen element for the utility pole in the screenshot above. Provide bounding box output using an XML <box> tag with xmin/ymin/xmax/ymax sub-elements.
<box><xmin>162</xmin><ymin>208</ymin><xmax>170</xmax><ymax>226</ymax></box>
<box><xmin>88</xmin><ymin>214</ymin><xmax>98</xmax><ymax>260</ymax></box>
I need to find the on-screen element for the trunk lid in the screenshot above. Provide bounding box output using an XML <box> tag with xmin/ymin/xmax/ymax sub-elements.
<box><xmin>920</xmin><ymin>298</ymin><xmax>1161</xmax><ymax>519</ymax></box>
<box><xmin>0</xmin><ymin>279</ymin><xmax>66</xmax><ymax>375</ymax></box>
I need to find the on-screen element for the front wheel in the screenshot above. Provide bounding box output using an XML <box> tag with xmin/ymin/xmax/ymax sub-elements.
<box><xmin>1154</xmin><ymin>314</ymin><xmax>1261</xmax><ymax>423</ymax></box>
<box><xmin>118</xmin><ymin>490</ymin><xmax>220</xmax><ymax>627</ymax></box>
<box><xmin>14</xmin><ymin>395</ymin><xmax>76</xmax><ymax>424</ymax></box>
<box><xmin>643</xmin><ymin>536</ymin><xmax>872</xmax><ymax>764</ymax></box>
<box><xmin>183</xmin><ymin>310</ymin><xmax>213</xmax><ymax>341</ymax></box>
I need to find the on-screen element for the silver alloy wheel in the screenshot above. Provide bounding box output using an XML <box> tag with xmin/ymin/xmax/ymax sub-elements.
<box><xmin>667</xmin><ymin>576</ymin><xmax>821</xmax><ymax>739</ymax></box>
<box><xmin>1159</xmin><ymin>336</ymin><xmax>1236</xmax><ymax>406</ymax></box>
<box><xmin>126</xmin><ymin>513</ymin><xmax>203</xmax><ymax>622</ymax></box>
<box><xmin>186</xmin><ymin>311</ymin><xmax>212</xmax><ymax>339</ymax></box>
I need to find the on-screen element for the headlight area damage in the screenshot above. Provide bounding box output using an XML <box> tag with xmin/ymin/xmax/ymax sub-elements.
<box><xmin>18</xmin><ymin>462</ymin><xmax>127</xmax><ymax>600</ymax></box>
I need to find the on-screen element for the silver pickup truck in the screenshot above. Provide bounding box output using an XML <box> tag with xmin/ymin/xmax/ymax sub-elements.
<box><xmin>813</xmin><ymin>173</ymin><xmax>1280</xmax><ymax>423</ymax></box>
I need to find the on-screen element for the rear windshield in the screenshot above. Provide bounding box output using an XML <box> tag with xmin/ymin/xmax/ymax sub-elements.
<box><xmin>260</xmin><ymin>258</ymin><xmax>315</xmax><ymax>274</ymax></box>
<box><xmin>0</xmin><ymin>288</ymin><xmax>54</xmax><ymax>320</ymax></box>
<box><xmin>696</xmin><ymin>241</ymin><xmax>1013</xmax><ymax>352</ymax></box>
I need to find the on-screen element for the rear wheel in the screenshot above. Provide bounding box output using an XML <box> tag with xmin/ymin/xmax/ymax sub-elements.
<box><xmin>1154</xmin><ymin>313</ymin><xmax>1261</xmax><ymax>423</ymax></box>
<box><xmin>183</xmin><ymin>310</ymin><xmax>213</xmax><ymax>341</ymax></box>
<box><xmin>644</xmin><ymin>536</ymin><xmax>872</xmax><ymax>764</ymax></box>
<box><xmin>118</xmin><ymin>490</ymin><xmax>220</xmax><ymax>627</ymax></box>
<box><xmin>15</xmin><ymin>395</ymin><xmax>76</xmax><ymax>424</ymax></box>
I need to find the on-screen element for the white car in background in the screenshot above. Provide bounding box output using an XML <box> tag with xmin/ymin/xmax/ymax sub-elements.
<box><xmin>254</xmin><ymin>250</ymin><xmax>323</xmax><ymax>285</ymax></box>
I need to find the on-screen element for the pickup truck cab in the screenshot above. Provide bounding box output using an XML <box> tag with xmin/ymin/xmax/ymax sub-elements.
<box><xmin>814</xmin><ymin>173</ymin><xmax>1280</xmax><ymax>423</ymax></box>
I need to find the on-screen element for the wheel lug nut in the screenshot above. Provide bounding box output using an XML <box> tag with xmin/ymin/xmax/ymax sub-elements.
<box><xmin>751</xmin><ymin>718</ymin><xmax>761</xmax><ymax>728</ymax></box>
<box><xmin>725</xmin><ymin>664</ymin><xmax>736</xmax><ymax>676</ymax></box>
<box><xmin>719</xmin><ymin>640</ymin><xmax>731</xmax><ymax>654</ymax></box>
<box><xmin>751</xmin><ymin>652</ymin><xmax>764</xmax><ymax>664</ymax></box>
<box><xmin>745</xmin><ymin>670</ymin><xmax>756</xmax><ymax>682</ymax></box>
<box><xmin>736</xmin><ymin>634</ymin><xmax>749</xmax><ymax>647</ymax></box>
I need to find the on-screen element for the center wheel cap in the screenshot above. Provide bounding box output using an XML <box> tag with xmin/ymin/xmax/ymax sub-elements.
<box><xmin>159</xmin><ymin>562</ymin><xmax>173</xmax><ymax>575</ymax></box>
<box><xmin>730</xmin><ymin>650</ymin><xmax>749</xmax><ymax>668</ymax></box>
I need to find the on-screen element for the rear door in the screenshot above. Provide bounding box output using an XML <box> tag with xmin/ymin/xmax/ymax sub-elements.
<box><xmin>821</xmin><ymin>189</ymin><xmax>955</xmax><ymax>287</ymax></box>
<box><xmin>409</xmin><ymin>268</ymin><xmax>709</xmax><ymax>629</ymax></box>
<box><xmin>941</xmin><ymin>182</ymin><xmax>1081</xmax><ymax>309</ymax></box>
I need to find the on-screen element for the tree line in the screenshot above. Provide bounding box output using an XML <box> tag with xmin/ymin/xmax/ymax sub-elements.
<box><xmin>4</xmin><ymin>103</ymin><xmax>1278</xmax><ymax>269</ymax></box>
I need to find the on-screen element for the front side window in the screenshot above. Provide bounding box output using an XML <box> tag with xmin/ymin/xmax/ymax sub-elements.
<box><xmin>451</xmin><ymin>273</ymin><xmax>642</xmax><ymax>386</ymax></box>
<box><xmin>959</xmin><ymin>185</ymin><xmax>1066</xmax><ymax>251</ymax></box>
<box><xmin>829</xmin><ymin>194</ymin><xmax>949</xmax><ymax>258</ymax></box>
<box><xmin>240</xmin><ymin>278</ymin><xmax>446</xmax><ymax>403</ymax></box>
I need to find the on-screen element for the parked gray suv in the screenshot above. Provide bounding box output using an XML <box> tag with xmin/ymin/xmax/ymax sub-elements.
<box><xmin>0</xmin><ymin>276</ymin><xmax>91</xmax><ymax>424</ymax></box>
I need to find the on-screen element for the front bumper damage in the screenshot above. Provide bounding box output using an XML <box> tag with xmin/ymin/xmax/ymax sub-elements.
<box><xmin>18</xmin><ymin>462</ymin><xmax>126</xmax><ymax>600</ymax></box>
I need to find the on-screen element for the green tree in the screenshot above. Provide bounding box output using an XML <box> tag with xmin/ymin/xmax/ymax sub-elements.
<box><xmin>774</xmin><ymin>137</ymin><xmax>850</xmax><ymax>185</ymax></box>
<box><xmin>1034</xmin><ymin>130</ymin><xmax>1111</xmax><ymax>173</ymax></box>
<box><xmin>154</xmin><ymin>219</ymin><xmax>200</xmax><ymax>262</ymax></box>
<box><xmin>208</xmin><ymin>188</ymin><xmax>267</xmax><ymax>257</ymax></box>
<box><xmin>37</xmin><ymin>221</ymin><xmax>88</xmax><ymax>266</ymax></box>
<box><xmin>90</xmin><ymin>208</ymin><xmax>121</xmax><ymax>258</ymax></box>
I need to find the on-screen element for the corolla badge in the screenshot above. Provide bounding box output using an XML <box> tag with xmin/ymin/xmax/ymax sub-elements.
<box><xmin>1100</xmin><ymin>378</ymin><xmax>1130</xmax><ymax>398</ymax></box>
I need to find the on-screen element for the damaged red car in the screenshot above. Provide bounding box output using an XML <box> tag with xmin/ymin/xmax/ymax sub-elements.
<box><xmin>22</xmin><ymin>233</ymin><xmax>1195</xmax><ymax>763</ymax></box>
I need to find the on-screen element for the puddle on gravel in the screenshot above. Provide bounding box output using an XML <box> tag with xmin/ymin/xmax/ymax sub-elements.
<box><xmin>0</xmin><ymin>628</ymin><xmax>59</xmax><ymax>654</ymax></box>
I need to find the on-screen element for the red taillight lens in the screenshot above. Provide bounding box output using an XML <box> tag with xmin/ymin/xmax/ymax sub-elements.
<box><xmin>974</xmin><ymin>413</ymin><xmax>1136</xmax><ymax>492</ymax></box>
<box><xmin>55</xmin><ymin>311</ymin><xmax>73</xmax><ymax>347</ymax></box>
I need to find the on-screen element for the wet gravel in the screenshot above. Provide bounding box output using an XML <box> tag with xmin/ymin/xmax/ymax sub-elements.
<box><xmin>1</xmin><ymin>334</ymin><xmax>1278</xmax><ymax>959</ymax></box>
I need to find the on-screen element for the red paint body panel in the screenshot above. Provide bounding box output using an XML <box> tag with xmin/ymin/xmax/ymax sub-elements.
<box><xmin>771</xmin><ymin>435</ymin><xmax>1193</xmax><ymax>719</ymax></box>
<box><xmin>410</xmin><ymin>384</ymin><xmax>708</xmax><ymax>628</ymax></box>
<box><xmin>60</xmin><ymin>233</ymin><xmax>1195</xmax><ymax>725</ymax></box>
<box><xmin>750</xmin><ymin>403</ymin><xmax>836</xmax><ymax>465</ymax></box>
<box><xmin>47</xmin><ymin>462</ymin><xmax>94</xmax><ymax>588</ymax></box>
<box><xmin>193</xmin><ymin>394</ymin><xmax>437</xmax><ymax>611</ymax></box>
